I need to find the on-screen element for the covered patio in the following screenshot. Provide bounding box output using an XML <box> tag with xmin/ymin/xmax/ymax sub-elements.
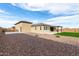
<box><xmin>49</xmin><ymin>26</ymin><xmax>63</xmax><ymax>33</ymax></box>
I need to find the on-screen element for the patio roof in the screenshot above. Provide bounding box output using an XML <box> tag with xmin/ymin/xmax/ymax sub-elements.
<box><xmin>32</xmin><ymin>23</ymin><xmax>51</xmax><ymax>26</ymax></box>
<box><xmin>32</xmin><ymin>23</ymin><xmax>62</xmax><ymax>27</ymax></box>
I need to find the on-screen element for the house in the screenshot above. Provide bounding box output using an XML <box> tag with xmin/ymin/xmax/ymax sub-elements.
<box><xmin>15</xmin><ymin>21</ymin><xmax>32</xmax><ymax>32</ymax></box>
<box><xmin>7</xmin><ymin>27</ymin><xmax>16</xmax><ymax>32</ymax></box>
<box><xmin>15</xmin><ymin>21</ymin><xmax>62</xmax><ymax>34</ymax></box>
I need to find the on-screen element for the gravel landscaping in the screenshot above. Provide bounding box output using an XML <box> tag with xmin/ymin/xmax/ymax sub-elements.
<box><xmin>0</xmin><ymin>33</ymin><xmax>79</xmax><ymax>56</ymax></box>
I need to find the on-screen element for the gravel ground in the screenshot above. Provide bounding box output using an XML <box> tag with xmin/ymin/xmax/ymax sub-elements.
<box><xmin>0</xmin><ymin>33</ymin><xmax>79</xmax><ymax>56</ymax></box>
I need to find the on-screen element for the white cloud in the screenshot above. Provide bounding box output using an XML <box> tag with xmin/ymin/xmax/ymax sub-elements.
<box><xmin>1</xmin><ymin>0</ymin><xmax>79</xmax><ymax>3</ymax></box>
<box><xmin>10</xmin><ymin>3</ymin><xmax>79</xmax><ymax>28</ymax></box>
<box><xmin>0</xmin><ymin>15</ymin><xmax>21</xmax><ymax>19</ymax></box>
<box><xmin>0</xmin><ymin>8</ymin><xmax>19</xmax><ymax>28</ymax></box>
<box><xmin>0</xmin><ymin>14</ymin><xmax>36</xmax><ymax>28</ymax></box>
<box><xmin>11</xmin><ymin>3</ymin><xmax>45</xmax><ymax>11</ymax></box>
<box><xmin>43</xmin><ymin>15</ymin><xmax>79</xmax><ymax>28</ymax></box>
<box><xmin>11</xmin><ymin>3</ymin><xmax>79</xmax><ymax>16</ymax></box>
<box><xmin>0</xmin><ymin>9</ymin><xmax>9</xmax><ymax>14</ymax></box>
<box><xmin>0</xmin><ymin>20</ymin><xmax>17</xmax><ymax>24</ymax></box>
<box><xmin>0</xmin><ymin>19</ymin><xmax>18</xmax><ymax>28</ymax></box>
<box><xmin>0</xmin><ymin>9</ymin><xmax>6</xmax><ymax>13</ymax></box>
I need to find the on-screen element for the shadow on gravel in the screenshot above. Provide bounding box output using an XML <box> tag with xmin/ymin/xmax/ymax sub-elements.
<box><xmin>0</xmin><ymin>33</ymin><xmax>79</xmax><ymax>56</ymax></box>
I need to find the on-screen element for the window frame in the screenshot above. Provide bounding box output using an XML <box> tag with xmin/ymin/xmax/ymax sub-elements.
<box><xmin>40</xmin><ymin>26</ymin><xmax>42</xmax><ymax>30</ymax></box>
<box><xmin>44</xmin><ymin>26</ymin><xmax>48</xmax><ymax>30</ymax></box>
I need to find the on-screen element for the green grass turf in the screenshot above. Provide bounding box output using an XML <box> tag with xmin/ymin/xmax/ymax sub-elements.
<box><xmin>56</xmin><ymin>32</ymin><xmax>79</xmax><ymax>38</ymax></box>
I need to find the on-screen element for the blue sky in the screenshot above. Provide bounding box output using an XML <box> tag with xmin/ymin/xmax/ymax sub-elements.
<box><xmin>0</xmin><ymin>3</ymin><xmax>79</xmax><ymax>28</ymax></box>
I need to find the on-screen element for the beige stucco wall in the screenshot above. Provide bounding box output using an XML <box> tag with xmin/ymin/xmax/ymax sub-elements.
<box><xmin>15</xmin><ymin>23</ymin><xmax>32</xmax><ymax>33</ymax></box>
<box><xmin>31</xmin><ymin>26</ymin><xmax>53</xmax><ymax>34</ymax></box>
<box><xmin>15</xmin><ymin>23</ymin><xmax>22</xmax><ymax>32</ymax></box>
<box><xmin>15</xmin><ymin>23</ymin><xmax>60</xmax><ymax>34</ymax></box>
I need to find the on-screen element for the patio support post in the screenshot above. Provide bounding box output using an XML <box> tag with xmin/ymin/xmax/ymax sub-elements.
<box><xmin>61</xmin><ymin>26</ymin><xmax>63</xmax><ymax>32</ymax></box>
<box><xmin>56</xmin><ymin>26</ymin><xmax>59</xmax><ymax>33</ymax></box>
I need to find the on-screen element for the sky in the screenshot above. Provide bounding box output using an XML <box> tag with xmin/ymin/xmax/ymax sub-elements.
<box><xmin>0</xmin><ymin>3</ymin><xmax>79</xmax><ymax>28</ymax></box>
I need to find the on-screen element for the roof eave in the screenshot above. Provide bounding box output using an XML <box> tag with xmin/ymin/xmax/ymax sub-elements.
<box><xmin>15</xmin><ymin>21</ymin><xmax>32</xmax><ymax>25</ymax></box>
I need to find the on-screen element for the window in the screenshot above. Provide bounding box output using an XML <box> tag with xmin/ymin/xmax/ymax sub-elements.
<box><xmin>46</xmin><ymin>26</ymin><xmax>48</xmax><ymax>30</ymax></box>
<box><xmin>44</xmin><ymin>26</ymin><xmax>48</xmax><ymax>30</ymax></box>
<box><xmin>44</xmin><ymin>26</ymin><xmax>45</xmax><ymax>30</ymax></box>
<box><xmin>40</xmin><ymin>26</ymin><xmax>42</xmax><ymax>30</ymax></box>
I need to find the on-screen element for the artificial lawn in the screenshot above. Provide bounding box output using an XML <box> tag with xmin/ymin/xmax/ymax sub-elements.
<box><xmin>56</xmin><ymin>32</ymin><xmax>79</xmax><ymax>38</ymax></box>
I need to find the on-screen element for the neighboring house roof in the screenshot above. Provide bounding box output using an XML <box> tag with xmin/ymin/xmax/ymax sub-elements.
<box><xmin>15</xmin><ymin>21</ymin><xmax>32</xmax><ymax>25</ymax></box>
